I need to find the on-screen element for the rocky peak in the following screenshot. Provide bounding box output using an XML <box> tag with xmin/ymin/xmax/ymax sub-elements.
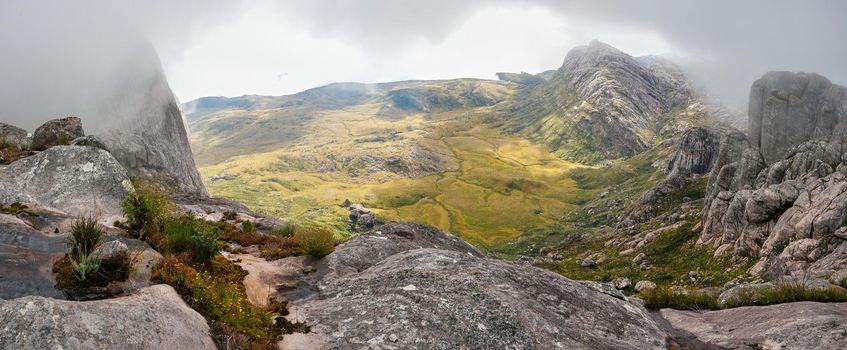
<box><xmin>749</xmin><ymin>71</ymin><xmax>847</xmax><ymax>164</ymax></box>
<box><xmin>506</xmin><ymin>40</ymin><xmax>701</xmax><ymax>163</ymax></box>
<box><xmin>83</xmin><ymin>44</ymin><xmax>207</xmax><ymax>195</ymax></box>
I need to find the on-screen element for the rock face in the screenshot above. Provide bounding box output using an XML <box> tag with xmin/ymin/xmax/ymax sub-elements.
<box><xmin>507</xmin><ymin>40</ymin><xmax>701</xmax><ymax>163</ymax></box>
<box><xmin>662</xmin><ymin>302</ymin><xmax>847</xmax><ymax>350</ymax></box>
<box><xmin>0</xmin><ymin>145</ymin><xmax>131</xmax><ymax>217</ymax></box>
<box><xmin>618</xmin><ymin>126</ymin><xmax>720</xmax><ymax>228</ymax></box>
<box><xmin>698</xmin><ymin>72</ymin><xmax>847</xmax><ymax>279</ymax></box>
<box><xmin>0</xmin><ymin>285</ymin><xmax>216</xmax><ymax>350</ymax></box>
<box><xmin>290</xmin><ymin>223</ymin><xmax>669</xmax><ymax>349</ymax></box>
<box><xmin>0</xmin><ymin>122</ymin><xmax>28</xmax><ymax>147</ymax></box>
<box><xmin>749</xmin><ymin>71</ymin><xmax>847</xmax><ymax>164</ymax></box>
<box><xmin>30</xmin><ymin>116</ymin><xmax>84</xmax><ymax>151</ymax></box>
<box><xmin>88</xmin><ymin>46</ymin><xmax>206</xmax><ymax>195</ymax></box>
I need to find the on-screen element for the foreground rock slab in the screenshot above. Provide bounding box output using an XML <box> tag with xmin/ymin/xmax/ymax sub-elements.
<box><xmin>287</xmin><ymin>223</ymin><xmax>668</xmax><ymax>349</ymax></box>
<box><xmin>0</xmin><ymin>285</ymin><xmax>215</xmax><ymax>350</ymax></box>
<box><xmin>0</xmin><ymin>145</ymin><xmax>131</xmax><ymax>217</ymax></box>
<box><xmin>661</xmin><ymin>301</ymin><xmax>847</xmax><ymax>350</ymax></box>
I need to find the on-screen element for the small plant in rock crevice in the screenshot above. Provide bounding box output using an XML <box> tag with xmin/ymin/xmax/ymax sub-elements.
<box><xmin>121</xmin><ymin>178</ymin><xmax>174</xmax><ymax>240</ymax></box>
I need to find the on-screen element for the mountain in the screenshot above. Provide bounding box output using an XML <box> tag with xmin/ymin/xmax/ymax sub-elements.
<box><xmin>83</xmin><ymin>44</ymin><xmax>207</xmax><ymax>195</ymax></box>
<box><xmin>499</xmin><ymin>40</ymin><xmax>712</xmax><ymax>163</ymax></box>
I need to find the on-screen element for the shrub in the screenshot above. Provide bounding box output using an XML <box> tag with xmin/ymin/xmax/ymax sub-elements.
<box><xmin>163</xmin><ymin>219</ymin><xmax>220</xmax><ymax>264</ymax></box>
<box><xmin>70</xmin><ymin>217</ymin><xmax>103</xmax><ymax>256</ymax></box>
<box><xmin>122</xmin><ymin>179</ymin><xmax>173</xmax><ymax>238</ymax></box>
<box><xmin>259</xmin><ymin>236</ymin><xmax>299</xmax><ymax>260</ymax></box>
<box><xmin>241</xmin><ymin>220</ymin><xmax>255</xmax><ymax>233</ymax></box>
<box><xmin>272</xmin><ymin>224</ymin><xmax>296</xmax><ymax>237</ymax></box>
<box><xmin>293</xmin><ymin>225</ymin><xmax>335</xmax><ymax>258</ymax></box>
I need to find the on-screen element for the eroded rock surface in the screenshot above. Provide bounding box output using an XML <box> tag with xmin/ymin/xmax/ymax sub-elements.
<box><xmin>0</xmin><ymin>122</ymin><xmax>28</xmax><ymax>147</ymax></box>
<box><xmin>749</xmin><ymin>71</ymin><xmax>847</xmax><ymax>164</ymax></box>
<box><xmin>662</xmin><ymin>302</ymin><xmax>847</xmax><ymax>350</ymax></box>
<box><xmin>0</xmin><ymin>285</ymin><xmax>216</xmax><ymax>350</ymax></box>
<box><xmin>0</xmin><ymin>145</ymin><xmax>131</xmax><ymax>217</ymax></box>
<box><xmin>289</xmin><ymin>223</ymin><xmax>669</xmax><ymax>349</ymax></box>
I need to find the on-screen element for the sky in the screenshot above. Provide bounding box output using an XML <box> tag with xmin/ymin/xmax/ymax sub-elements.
<box><xmin>1</xmin><ymin>0</ymin><xmax>846</xmax><ymax>129</ymax></box>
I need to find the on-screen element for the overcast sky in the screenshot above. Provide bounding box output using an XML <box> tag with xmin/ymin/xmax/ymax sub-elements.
<box><xmin>2</xmin><ymin>0</ymin><xmax>846</xmax><ymax>128</ymax></box>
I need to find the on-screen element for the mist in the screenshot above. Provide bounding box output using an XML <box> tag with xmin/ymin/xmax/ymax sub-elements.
<box><xmin>2</xmin><ymin>0</ymin><xmax>846</xmax><ymax>130</ymax></box>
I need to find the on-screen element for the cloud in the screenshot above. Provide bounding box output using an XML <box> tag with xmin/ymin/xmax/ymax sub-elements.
<box><xmin>1</xmin><ymin>0</ymin><xmax>846</xmax><ymax>130</ymax></box>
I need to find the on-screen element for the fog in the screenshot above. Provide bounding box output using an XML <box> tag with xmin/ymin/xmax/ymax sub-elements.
<box><xmin>1</xmin><ymin>0</ymin><xmax>846</xmax><ymax>129</ymax></box>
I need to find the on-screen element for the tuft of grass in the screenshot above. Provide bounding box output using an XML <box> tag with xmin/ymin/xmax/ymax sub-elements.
<box><xmin>163</xmin><ymin>218</ymin><xmax>220</xmax><ymax>264</ymax></box>
<box><xmin>241</xmin><ymin>220</ymin><xmax>255</xmax><ymax>233</ymax></box>
<box><xmin>122</xmin><ymin>178</ymin><xmax>174</xmax><ymax>239</ymax></box>
<box><xmin>70</xmin><ymin>217</ymin><xmax>103</xmax><ymax>256</ymax></box>
<box><xmin>643</xmin><ymin>282</ymin><xmax>847</xmax><ymax>311</ymax></box>
<box><xmin>293</xmin><ymin>225</ymin><xmax>336</xmax><ymax>258</ymax></box>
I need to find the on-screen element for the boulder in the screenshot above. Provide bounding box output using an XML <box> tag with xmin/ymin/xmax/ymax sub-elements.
<box><xmin>718</xmin><ymin>283</ymin><xmax>775</xmax><ymax>307</ymax></box>
<box><xmin>91</xmin><ymin>240</ymin><xmax>130</xmax><ymax>268</ymax></box>
<box><xmin>831</xmin><ymin>269</ymin><xmax>847</xmax><ymax>286</ymax></box>
<box><xmin>30</xmin><ymin>116</ymin><xmax>84</xmax><ymax>151</ymax></box>
<box><xmin>348</xmin><ymin>203</ymin><xmax>376</xmax><ymax>229</ymax></box>
<box><xmin>634</xmin><ymin>280</ymin><xmax>657</xmax><ymax>293</ymax></box>
<box><xmin>0</xmin><ymin>285</ymin><xmax>216</xmax><ymax>349</ymax></box>
<box><xmin>0</xmin><ymin>145</ymin><xmax>131</xmax><ymax>217</ymax></box>
<box><xmin>0</xmin><ymin>122</ymin><xmax>28</xmax><ymax>147</ymax></box>
<box><xmin>292</xmin><ymin>223</ymin><xmax>669</xmax><ymax>349</ymax></box>
<box><xmin>613</xmin><ymin>277</ymin><xmax>632</xmax><ymax>290</ymax></box>
<box><xmin>661</xmin><ymin>301</ymin><xmax>847</xmax><ymax>350</ymax></box>
<box><xmin>69</xmin><ymin>135</ymin><xmax>109</xmax><ymax>151</ymax></box>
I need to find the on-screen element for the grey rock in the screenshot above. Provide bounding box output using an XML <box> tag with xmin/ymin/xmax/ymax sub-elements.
<box><xmin>69</xmin><ymin>135</ymin><xmax>109</xmax><ymax>151</ymax></box>
<box><xmin>322</xmin><ymin>222</ymin><xmax>485</xmax><ymax>279</ymax></box>
<box><xmin>580</xmin><ymin>257</ymin><xmax>597</xmax><ymax>267</ymax></box>
<box><xmin>348</xmin><ymin>203</ymin><xmax>376</xmax><ymax>229</ymax></box>
<box><xmin>718</xmin><ymin>283</ymin><xmax>775</xmax><ymax>307</ymax></box>
<box><xmin>633</xmin><ymin>252</ymin><xmax>647</xmax><ymax>264</ymax></box>
<box><xmin>31</xmin><ymin>116</ymin><xmax>84</xmax><ymax>151</ymax></box>
<box><xmin>666</xmin><ymin>127</ymin><xmax>720</xmax><ymax>178</ymax></box>
<box><xmin>91</xmin><ymin>240</ymin><xmax>129</xmax><ymax>268</ymax></box>
<box><xmin>831</xmin><ymin>269</ymin><xmax>847</xmax><ymax>286</ymax></box>
<box><xmin>298</xmin><ymin>224</ymin><xmax>668</xmax><ymax>349</ymax></box>
<box><xmin>0</xmin><ymin>285</ymin><xmax>216</xmax><ymax>349</ymax></box>
<box><xmin>634</xmin><ymin>280</ymin><xmax>657</xmax><ymax>292</ymax></box>
<box><xmin>613</xmin><ymin>277</ymin><xmax>632</xmax><ymax>290</ymax></box>
<box><xmin>74</xmin><ymin>44</ymin><xmax>206</xmax><ymax>195</ymax></box>
<box><xmin>661</xmin><ymin>301</ymin><xmax>847</xmax><ymax>350</ymax></box>
<box><xmin>749</xmin><ymin>71</ymin><xmax>847</xmax><ymax>164</ymax></box>
<box><xmin>0</xmin><ymin>146</ymin><xmax>131</xmax><ymax>217</ymax></box>
<box><xmin>0</xmin><ymin>122</ymin><xmax>28</xmax><ymax>147</ymax></box>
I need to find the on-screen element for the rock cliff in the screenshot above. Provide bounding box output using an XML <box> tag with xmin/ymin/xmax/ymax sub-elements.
<box><xmin>82</xmin><ymin>45</ymin><xmax>206</xmax><ymax>195</ymax></box>
<box><xmin>699</xmin><ymin>71</ymin><xmax>847</xmax><ymax>279</ymax></box>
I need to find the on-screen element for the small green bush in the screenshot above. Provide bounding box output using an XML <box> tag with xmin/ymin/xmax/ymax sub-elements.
<box><xmin>163</xmin><ymin>219</ymin><xmax>220</xmax><ymax>264</ymax></box>
<box><xmin>272</xmin><ymin>224</ymin><xmax>296</xmax><ymax>237</ymax></box>
<box><xmin>122</xmin><ymin>179</ymin><xmax>173</xmax><ymax>238</ymax></box>
<box><xmin>70</xmin><ymin>217</ymin><xmax>103</xmax><ymax>256</ymax></box>
<box><xmin>241</xmin><ymin>220</ymin><xmax>255</xmax><ymax>233</ymax></box>
<box><xmin>293</xmin><ymin>225</ymin><xmax>335</xmax><ymax>258</ymax></box>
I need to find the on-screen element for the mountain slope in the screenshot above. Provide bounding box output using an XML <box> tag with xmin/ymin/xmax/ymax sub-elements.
<box><xmin>500</xmin><ymin>40</ymin><xmax>708</xmax><ymax>163</ymax></box>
